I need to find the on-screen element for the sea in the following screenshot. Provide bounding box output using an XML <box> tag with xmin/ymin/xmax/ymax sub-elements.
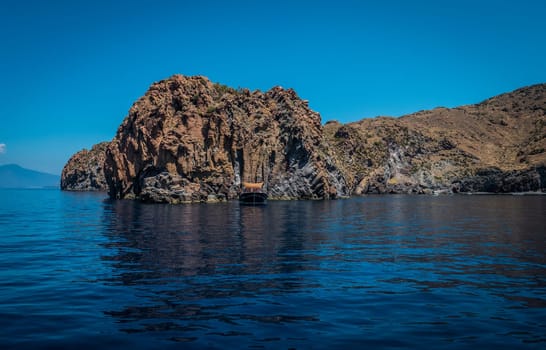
<box><xmin>0</xmin><ymin>188</ymin><xmax>545</xmax><ymax>349</ymax></box>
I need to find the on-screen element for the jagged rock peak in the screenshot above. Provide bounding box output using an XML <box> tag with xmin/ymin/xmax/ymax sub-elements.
<box><xmin>104</xmin><ymin>74</ymin><xmax>348</xmax><ymax>203</ymax></box>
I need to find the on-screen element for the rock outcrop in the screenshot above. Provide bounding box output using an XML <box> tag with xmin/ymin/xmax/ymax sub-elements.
<box><xmin>452</xmin><ymin>167</ymin><xmax>546</xmax><ymax>193</ymax></box>
<box><xmin>104</xmin><ymin>75</ymin><xmax>348</xmax><ymax>203</ymax></box>
<box><xmin>63</xmin><ymin>77</ymin><xmax>545</xmax><ymax>199</ymax></box>
<box><xmin>61</xmin><ymin>142</ymin><xmax>109</xmax><ymax>191</ymax></box>
<box><xmin>324</xmin><ymin>84</ymin><xmax>546</xmax><ymax>194</ymax></box>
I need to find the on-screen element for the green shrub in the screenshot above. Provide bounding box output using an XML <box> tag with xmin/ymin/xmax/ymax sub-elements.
<box><xmin>214</xmin><ymin>83</ymin><xmax>236</xmax><ymax>95</ymax></box>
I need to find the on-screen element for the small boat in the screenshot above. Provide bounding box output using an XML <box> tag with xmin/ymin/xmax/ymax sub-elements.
<box><xmin>239</xmin><ymin>182</ymin><xmax>268</xmax><ymax>204</ymax></box>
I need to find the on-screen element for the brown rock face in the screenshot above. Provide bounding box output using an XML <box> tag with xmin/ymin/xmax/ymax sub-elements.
<box><xmin>325</xmin><ymin>84</ymin><xmax>546</xmax><ymax>194</ymax></box>
<box><xmin>104</xmin><ymin>75</ymin><xmax>348</xmax><ymax>203</ymax></box>
<box><xmin>61</xmin><ymin>142</ymin><xmax>109</xmax><ymax>191</ymax></box>
<box><xmin>64</xmin><ymin>78</ymin><xmax>545</xmax><ymax>198</ymax></box>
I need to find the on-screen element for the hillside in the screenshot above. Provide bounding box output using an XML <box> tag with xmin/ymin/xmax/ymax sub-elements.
<box><xmin>62</xmin><ymin>77</ymin><xmax>546</xmax><ymax>200</ymax></box>
<box><xmin>325</xmin><ymin>84</ymin><xmax>545</xmax><ymax>193</ymax></box>
<box><xmin>0</xmin><ymin>164</ymin><xmax>60</xmax><ymax>189</ymax></box>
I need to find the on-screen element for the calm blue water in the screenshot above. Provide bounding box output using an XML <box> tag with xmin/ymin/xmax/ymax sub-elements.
<box><xmin>0</xmin><ymin>189</ymin><xmax>545</xmax><ymax>349</ymax></box>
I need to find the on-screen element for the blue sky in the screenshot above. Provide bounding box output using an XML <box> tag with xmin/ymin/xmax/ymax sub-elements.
<box><xmin>1</xmin><ymin>0</ymin><xmax>545</xmax><ymax>174</ymax></box>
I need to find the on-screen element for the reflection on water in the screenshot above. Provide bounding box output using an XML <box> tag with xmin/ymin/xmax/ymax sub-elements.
<box><xmin>2</xmin><ymin>190</ymin><xmax>543</xmax><ymax>349</ymax></box>
<box><xmin>98</xmin><ymin>196</ymin><xmax>546</xmax><ymax>349</ymax></box>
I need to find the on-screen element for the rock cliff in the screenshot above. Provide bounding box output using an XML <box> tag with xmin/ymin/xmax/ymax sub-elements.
<box><xmin>324</xmin><ymin>84</ymin><xmax>546</xmax><ymax>193</ymax></box>
<box><xmin>104</xmin><ymin>75</ymin><xmax>348</xmax><ymax>203</ymax></box>
<box><xmin>61</xmin><ymin>142</ymin><xmax>109</xmax><ymax>191</ymax></box>
<box><xmin>63</xmin><ymin>77</ymin><xmax>545</xmax><ymax>199</ymax></box>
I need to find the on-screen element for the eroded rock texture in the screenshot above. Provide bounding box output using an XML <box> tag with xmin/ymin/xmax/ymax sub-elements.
<box><xmin>64</xmin><ymin>77</ymin><xmax>545</xmax><ymax>199</ymax></box>
<box><xmin>104</xmin><ymin>75</ymin><xmax>348</xmax><ymax>203</ymax></box>
<box><xmin>61</xmin><ymin>142</ymin><xmax>109</xmax><ymax>191</ymax></box>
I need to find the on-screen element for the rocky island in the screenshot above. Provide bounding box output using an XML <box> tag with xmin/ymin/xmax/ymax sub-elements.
<box><xmin>62</xmin><ymin>75</ymin><xmax>546</xmax><ymax>202</ymax></box>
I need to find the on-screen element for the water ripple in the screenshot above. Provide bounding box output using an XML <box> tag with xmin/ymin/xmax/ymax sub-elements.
<box><xmin>0</xmin><ymin>190</ymin><xmax>545</xmax><ymax>349</ymax></box>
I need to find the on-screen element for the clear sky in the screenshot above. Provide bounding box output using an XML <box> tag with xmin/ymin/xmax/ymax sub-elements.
<box><xmin>1</xmin><ymin>0</ymin><xmax>545</xmax><ymax>174</ymax></box>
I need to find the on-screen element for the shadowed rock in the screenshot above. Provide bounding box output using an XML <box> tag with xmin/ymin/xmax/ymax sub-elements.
<box><xmin>61</xmin><ymin>142</ymin><xmax>109</xmax><ymax>191</ymax></box>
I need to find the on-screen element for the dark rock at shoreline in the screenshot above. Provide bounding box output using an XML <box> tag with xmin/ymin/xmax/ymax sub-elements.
<box><xmin>452</xmin><ymin>166</ymin><xmax>546</xmax><ymax>193</ymax></box>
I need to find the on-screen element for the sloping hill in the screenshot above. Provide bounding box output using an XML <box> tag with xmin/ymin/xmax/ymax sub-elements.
<box><xmin>325</xmin><ymin>84</ymin><xmax>546</xmax><ymax>193</ymax></box>
<box><xmin>62</xmin><ymin>78</ymin><xmax>546</xmax><ymax>199</ymax></box>
<box><xmin>0</xmin><ymin>164</ymin><xmax>60</xmax><ymax>189</ymax></box>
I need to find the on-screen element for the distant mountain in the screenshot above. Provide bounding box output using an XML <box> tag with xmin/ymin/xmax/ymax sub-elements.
<box><xmin>0</xmin><ymin>164</ymin><xmax>60</xmax><ymax>189</ymax></box>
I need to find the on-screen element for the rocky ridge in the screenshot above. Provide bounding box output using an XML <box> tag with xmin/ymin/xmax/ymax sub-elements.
<box><xmin>61</xmin><ymin>76</ymin><xmax>545</xmax><ymax>201</ymax></box>
<box><xmin>61</xmin><ymin>142</ymin><xmax>109</xmax><ymax>191</ymax></box>
<box><xmin>324</xmin><ymin>84</ymin><xmax>546</xmax><ymax>194</ymax></box>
